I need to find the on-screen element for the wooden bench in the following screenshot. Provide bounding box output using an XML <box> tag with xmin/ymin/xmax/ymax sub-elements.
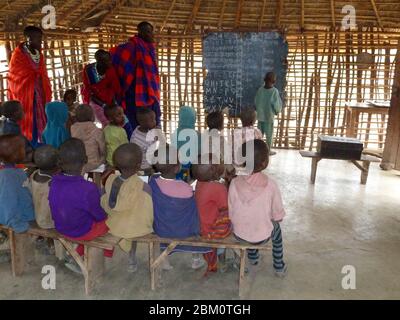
<box><xmin>299</xmin><ymin>150</ymin><xmax>381</xmax><ymax>184</ymax></box>
<box><xmin>129</xmin><ymin>233</ymin><xmax>271</xmax><ymax>298</ymax></box>
<box><xmin>0</xmin><ymin>225</ymin><xmax>270</xmax><ymax>297</ymax></box>
<box><xmin>0</xmin><ymin>224</ymin><xmax>121</xmax><ymax>295</ymax></box>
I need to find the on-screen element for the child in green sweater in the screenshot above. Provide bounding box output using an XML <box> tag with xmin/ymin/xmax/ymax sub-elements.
<box><xmin>254</xmin><ymin>72</ymin><xmax>282</xmax><ymax>154</ymax></box>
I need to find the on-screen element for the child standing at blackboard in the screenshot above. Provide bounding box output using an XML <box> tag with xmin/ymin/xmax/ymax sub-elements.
<box><xmin>255</xmin><ymin>72</ymin><xmax>282</xmax><ymax>155</ymax></box>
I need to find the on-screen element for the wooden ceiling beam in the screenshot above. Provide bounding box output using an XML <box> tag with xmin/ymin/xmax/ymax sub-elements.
<box><xmin>92</xmin><ymin>0</ymin><xmax>130</xmax><ymax>29</ymax></box>
<box><xmin>275</xmin><ymin>0</ymin><xmax>284</xmax><ymax>28</ymax></box>
<box><xmin>57</xmin><ymin>0</ymin><xmax>91</xmax><ymax>25</ymax></box>
<box><xmin>235</xmin><ymin>0</ymin><xmax>244</xmax><ymax>29</ymax></box>
<box><xmin>160</xmin><ymin>0</ymin><xmax>177</xmax><ymax>33</ymax></box>
<box><xmin>370</xmin><ymin>0</ymin><xmax>384</xmax><ymax>30</ymax></box>
<box><xmin>71</xmin><ymin>0</ymin><xmax>110</xmax><ymax>27</ymax></box>
<box><xmin>330</xmin><ymin>0</ymin><xmax>336</xmax><ymax>28</ymax></box>
<box><xmin>258</xmin><ymin>0</ymin><xmax>266</xmax><ymax>31</ymax></box>
<box><xmin>184</xmin><ymin>0</ymin><xmax>201</xmax><ymax>34</ymax></box>
<box><xmin>300</xmin><ymin>0</ymin><xmax>304</xmax><ymax>30</ymax></box>
<box><xmin>218</xmin><ymin>0</ymin><xmax>227</xmax><ymax>29</ymax></box>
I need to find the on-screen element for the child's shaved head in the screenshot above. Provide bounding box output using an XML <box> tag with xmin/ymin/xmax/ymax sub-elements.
<box><xmin>154</xmin><ymin>144</ymin><xmax>180</xmax><ymax>177</ymax></box>
<box><xmin>136</xmin><ymin>108</ymin><xmax>156</xmax><ymax>131</ymax></box>
<box><xmin>0</xmin><ymin>100</ymin><xmax>24</xmax><ymax>121</ymax></box>
<box><xmin>192</xmin><ymin>153</ymin><xmax>223</xmax><ymax>182</ymax></box>
<box><xmin>113</xmin><ymin>143</ymin><xmax>142</xmax><ymax>174</ymax></box>
<box><xmin>0</xmin><ymin>134</ymin><xmax>25</xmax><ymax>164</ymax></box>
<box><xmin>59</xmin><ymin>138</ymin><xmax>87</xmax><ymax>174</ymax></box>
<box><xmin>241</xmin><ymin>139</ymin><xmax>269</xmax><ymax>173</ymax></box>
<box><xmin>264</xmin><ymin>71</ymin><xmax>276</xmax><ymax>84</ymax></box>
<box><xmin>206</xmin><ymin>111</ymin><xmax>224</xmax><ymax>131</ymax></box>
<box><xmin>75</xmin><ymin>104</ymin><xmax>94</xmax><ymax>122</ymax></box>
<box><xmin>34</xmin><ymin>145</ymin><xmax>59</xmax><ymax>171</ymax></box>
<box><xmin>240</xmin><ymin>106</ymin><xmax>257</xmax><ymax>127</ymax></box>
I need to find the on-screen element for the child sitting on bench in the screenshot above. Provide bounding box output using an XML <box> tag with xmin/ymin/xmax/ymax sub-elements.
<box><xmin>192</xmin><ymin>154</ymin><xmax>232</xmax><ymax>274</ymax></box>
<box><xmin>101</xmin><ymin>143</ymin><xmax>153</xmax><ymax>273</ymax></box>
<box><xmin>0</xmin><ymin>134</ymin><xmax>35</xmax><ymax>233</ymax></box>
<box><xmin>0</xmin><ymin>100</ymin><xmax>33</xmax><ymax>162</ymax></box>
<box><xmin>228</xmin><ymin>139</ymin><xmax>287</xmax><ymax>276</ymax></box>
<box><xmin>49</xmin><ymin>138</ymin><xmax>112</xmax><ymax>273</ymax></box>
<box><xmin>71</xmin><ymin>104</ymin><xmax>106</xmax><ymax>173</ymax></box>
<box><xmin>150</xmin><ymin>145</ymin><xmax>208</xmax><ymax>270</ymax></box>
<box><xmin>233</xmin><ymin>106</ymin><xmax>263</xmax><ymax>175</ymax></box>
<box><xmin>30</xmin><ymin>145</ymin><xmax>58</xmax><ymax>229</ymax></box>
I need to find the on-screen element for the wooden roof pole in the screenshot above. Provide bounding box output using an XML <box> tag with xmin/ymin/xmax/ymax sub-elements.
<box><xmin>235</xmin><ymin>0</ymin><xmax>244</xmax><ymax>29</ymax></box>
<box><xmin>370</xmin><ymin>0</ymin><xmax>384</xmax><ymax>30</ymax></box>
<box><xmin>300</xmin><ymin>0</ymin><xmax>304</xmax><ymax>30</ymax></box>
<box><xmin>275</xmin><ymin>0</ymin><xmax>284</xmax><ymax>28</ymax></box>
<box><xmin>381</xmin><ymin>47</ymin><xmax>400</xmax><ymax>170</ymax></box>
<box><xmin>57</xmin><ymin>0</ymin><xmax>89</xmax><ymax>25</ymax></box>
<box><xmin>89</xmin><ymin>0</ymin><xmax>129</xmax><ymax>30</ymax></box>
<box><xmin>258</xmin><ymin>0</ymin><xmax>266</xmax><ymax>31</ymax></box>
<box><xmin>184</xmin><ymin>0</ymin><xmax>202</xmax><ymax>34</ymax></box>
<box><xmin>218</xmin><ymin>0</ymin><xmax>228</xmax><ymax>29</ymax></box>
<box><xmin>71</xmin><ymin>0</ymin><xmax>110</xmax><ymax>27</ymax></box>
<box><xmin>160</xmin><ymin>0</ymin><xmax>177</xmax><ymax>33</ymax></box>
<box><xmin>330</xmin><ymin>0</ymin><xmax>336</xmax><ymax>28</ymax></box>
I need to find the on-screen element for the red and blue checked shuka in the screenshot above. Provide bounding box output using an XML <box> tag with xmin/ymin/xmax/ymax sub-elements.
<box><xmin>7</xmin><ymin>43</ymin><xmax>52</xmax><ymax>144</ymax></box>
<box><xmin>110</xmin><ymin>36</ymin><xmax>161</xmax><ymax>130</ymax></box>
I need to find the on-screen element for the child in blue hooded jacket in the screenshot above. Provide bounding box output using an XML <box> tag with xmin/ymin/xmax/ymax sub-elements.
<box><xmin>42</xmin><ymin>101</ymin><xmax>70</xmax><ymax>148</ymax></box>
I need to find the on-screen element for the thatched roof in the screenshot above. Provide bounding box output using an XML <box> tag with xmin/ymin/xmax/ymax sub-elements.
<box><xmin>0</xmin><ymin>0</ymin><xmax>399</xmax><ymax>34</ymax></box>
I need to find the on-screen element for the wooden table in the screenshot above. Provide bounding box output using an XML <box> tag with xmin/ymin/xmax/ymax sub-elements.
<box><xmin>345</xmin><ymin>102</ymin><xmax>389</xmax><ymax>149</ymax></box>
<box><xmin>300</xmin><ymin>150</ymin><xmax>381</xmax><ymax>184</ymax></box>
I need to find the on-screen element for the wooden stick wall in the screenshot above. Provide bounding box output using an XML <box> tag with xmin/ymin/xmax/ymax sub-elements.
<box><xmin>0</xmin><ymin>27</ymin><xmax>398</xmax><ymax>150</ymax></box>
<box><xmin>0</xmin><ymin>32</ymin><xmax>90</xmax><ymax>103</ymax></box>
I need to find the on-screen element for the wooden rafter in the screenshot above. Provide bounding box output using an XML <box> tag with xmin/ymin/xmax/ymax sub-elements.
<box><xmin>57</xmin><ymin>0</ymin><xmax>91</xmax><ymax>25</ymax></box>
<box><xmin>84</xmin><ymin>0</ymin><xmax>129</xmax><ymax>29</ymax></box>
<box><xmin>258</xmin><ymin>0</ymin><xmax>266</xmax><ymax>31</ymax></box>
<box><xmin>184</xmin><ymin>0</ymin><xmax>202</xmax><ymax>34</ymax></box>
<box><xmin>72</xmin><ymin>0</ymin><xmax>110</xmax><ymax>27</ymax></box>
<box><xmin>160</xmin><ymin>0</ymin><xmax>177</xmax><ymax>33</ymax></box>
<box><xmin>370</xmin><ymin>0</ymin><xmax>384</xmax><ymax>30</ymax></box>
<box><xmin>300</xmin><ymin>0</ymin><xmax>304</xmax><ymax>30</ymax></box>
<box><xmin>6</xmin><ymin>0</ymin><xmax>47</xmax><ymax>26</ymax></box>
<box><xmin>276</xmin><ymin>0</ymin><xmax>284</xmax><ymax>28</ymax></box>
<box><xmin>330</xmin><ymin>0</ymin><xmax>336</xmax><ymax>28</ymax></box>
<box><xmin>235</xmin><ymin>0</ymin><xmax>244</xmax><ymax>29</ymax></box>
<box><xmin>218</xmin><ymin>0</ymin><xmax>228</xmax><ymax>29</ymax></box>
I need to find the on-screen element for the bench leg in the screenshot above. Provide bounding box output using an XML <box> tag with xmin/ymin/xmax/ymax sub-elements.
<box><xmin>54</xmin><ymin>240</ymin><xmax>65</xmax><ymax>261</ymax></box>
<box><xmin>9</xmin><ymin>231</ymin><xmax>34</xmax><ymax>277</ymax></box>
<box><xmin>150</xmin><ymin>242</ymin><xmax>177</xmax><ymax>291</ymax></box>
<box><xmin>361</xmin><ymin>161</ymin><xmax>370</xmax><ymax>185</ymax></box>
<box><xmin>310</xmin><ymin>158</ymin><xmax>320</xmax><ymax>184</ymax></box>
<box><xmin>93</xmin><ymin>173</ymin><xmax>102</xmax><ymax>189</ymax></box>
<box><xmin>238</xmin><ymin>249</ymin><xmax>246</xmax><ymax>298</ymax></box>
<box><xmin>84</xmin><ymin>246</ymin><xmax>105</xmax><ymax>296</ymax></box>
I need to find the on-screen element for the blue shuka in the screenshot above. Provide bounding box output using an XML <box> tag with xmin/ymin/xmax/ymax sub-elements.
<box><xmin>149</xmin><ymin>176</ymin><xmax>211</xmax><ymax>254</ymax></box>
<box><xmin>0</xmin><ymin>166</ymin><xmax>35</xmax><ymax>233</ymax></box>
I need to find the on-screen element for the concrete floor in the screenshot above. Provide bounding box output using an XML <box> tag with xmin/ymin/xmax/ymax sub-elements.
<box><xmin>1</xmin><ymin>149</ymin><xmax>399</xmax><ymax>300</ymax></box>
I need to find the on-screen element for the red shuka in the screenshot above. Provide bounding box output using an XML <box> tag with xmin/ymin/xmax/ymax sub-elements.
<box><xmin>7</xmin><ymin>43</ymin><xmax>52</xmax><ymax>141</ymax></box>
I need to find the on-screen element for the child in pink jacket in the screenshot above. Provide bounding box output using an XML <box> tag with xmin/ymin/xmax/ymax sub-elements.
<box><xmin>228</xmin><ymin>139</ymin><xmax>287</xmax><ymax>276</ymax></box>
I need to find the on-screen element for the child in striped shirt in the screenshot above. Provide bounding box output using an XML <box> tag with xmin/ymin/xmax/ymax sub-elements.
<box><xmin>130</xmin><ymin>108</ymin><xmax>165</xmax><ymax>175</ymax></box>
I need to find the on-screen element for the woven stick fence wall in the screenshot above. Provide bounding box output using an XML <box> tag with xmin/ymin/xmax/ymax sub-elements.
<box><xmin>0</xmin><ymin>27</ymin><xmax>398</xmax><ymax>149</ymax></box>
<box><xmin>0</xmin><ymin>31</ymin><xmax>90</xmax><ymax>103</ymax></box>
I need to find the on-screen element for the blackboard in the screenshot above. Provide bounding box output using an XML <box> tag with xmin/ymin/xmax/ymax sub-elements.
<box><xmin>203</xmin><ymin>32</ymin><xmax>288</xmax><ymax>116</ymax></box>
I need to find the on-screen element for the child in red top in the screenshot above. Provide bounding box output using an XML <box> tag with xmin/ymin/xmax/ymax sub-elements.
<box><xmin>192</xmin><ymin>154</ymin><xmax>232</xmax><ymax>273</ymax></box>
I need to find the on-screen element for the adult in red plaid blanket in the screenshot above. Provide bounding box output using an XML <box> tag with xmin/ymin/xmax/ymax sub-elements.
<box><xmin>110</xmin><ymin>21</ymin><xmax>161</xmax><ymax>131</ymax></box>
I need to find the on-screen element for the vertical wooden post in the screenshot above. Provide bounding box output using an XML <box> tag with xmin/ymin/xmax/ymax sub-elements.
<box><xmin>381</xmin><ymin>47</ymin><xmax>400</xmax><ymax>170</ymax></box>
